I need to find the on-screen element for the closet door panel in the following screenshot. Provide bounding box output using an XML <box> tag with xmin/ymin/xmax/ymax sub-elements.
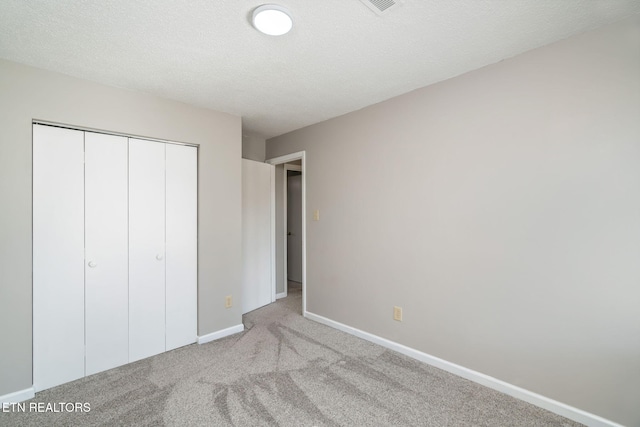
<box><xmin>166</xmin><ymin>144</ymin><xmax>197</xmax><ymax>351</ymax></box>
<box><xmin>33</xmin><ymin>124</ymin><xmax>85</xmax><ymax>391</ymax></box>
<box><xmin>85</xmin><ymin>132</ymin><xmax>129</xmax><ymax>375</ymax></box>
<box><xmin>129</xmin><ymin>138</ymin><xmax>166</xmax><ymax>362</ymax></box>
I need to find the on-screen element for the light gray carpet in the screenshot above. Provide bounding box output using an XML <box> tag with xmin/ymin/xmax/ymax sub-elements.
<box><xmin>1</xmin><ymin>283</ymin><xmax>582</xmax><ymax>426</ymax></box>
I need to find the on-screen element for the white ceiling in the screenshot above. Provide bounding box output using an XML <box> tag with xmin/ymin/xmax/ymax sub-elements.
<box><xmin>1</xmin><ymin>1</ymin><xmax>638</xmax><ymax>138</ymax></box>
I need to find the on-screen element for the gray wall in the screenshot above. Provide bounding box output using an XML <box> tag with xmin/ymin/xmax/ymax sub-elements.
<box><xmin>0</xmin><ymin>59</ymin><xmax>243</xmax><ymax>397</ymax></box>
<box><xmin>242</xmin><ymin>132</ymin><xmax>266</xmax><ymax>162</ymax></box>
<box><xmin>267</xmin><ymin>17</ymin><xmax>640</xmax><ymax>426</ymax></box>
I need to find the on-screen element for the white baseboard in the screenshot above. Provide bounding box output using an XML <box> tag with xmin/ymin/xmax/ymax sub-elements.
<box><xmin>276</xmin><ymin>292</ymin><xmax>287</xmax><ymax>299</ymax></box>
<box><xmin>304</xmin><ymin>311</ymin><xmax>623</xmax><ymax>427</ymax></box>
<box><xmin>0</xmin><ymin>387</ymin><xmax>35</xmax><ymax>404</ymax></box>
<box><xmin>197</xmin><ymin>324</ymin><xmax>244</xmax><ymax>345</ymax></box>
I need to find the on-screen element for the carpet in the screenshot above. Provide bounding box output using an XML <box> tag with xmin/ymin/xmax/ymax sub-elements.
<box><xmin>0</xmin><ymin>283</ymin><xmax>582</xmax><ymax>426</ymax></box>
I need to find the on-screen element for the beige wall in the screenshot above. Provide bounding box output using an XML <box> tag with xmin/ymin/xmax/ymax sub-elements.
<box><xmin>242</xmin><ymin>132</ymin><xmax>266</xmax><ymax>162</ymax></box>
<box><xmin>267</xmin><ymin>16</ymin><xmax>640</xmax><ymax>426</ymax></box>
<box><xmin>0</xmin><ymin>59</ymin><xmax>243</xmax><ymax>397</ymax></box>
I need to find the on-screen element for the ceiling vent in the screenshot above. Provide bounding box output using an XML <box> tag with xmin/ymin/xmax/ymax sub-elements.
<box><xmin>359</xmin><ymin>0</ymin><xmax>401</xmax><ymax>15</ymax></box>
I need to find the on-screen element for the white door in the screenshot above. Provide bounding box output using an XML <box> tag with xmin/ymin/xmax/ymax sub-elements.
<box><xmin>242</xmin><ymin>159</ymin><xmax>274</xmax><ymax>314</ymax></box>
<box><xmin>85</xmin><ymin>132</ymin><xmax>129</xmax><ymax>375</ymax></box>
<box><xmin>33</xmin><ymin>124</ymin><xmax>85</xmax><ymax>391</ymax></box>
<box><xmin>129</xmin><ymin>138</ymin><xmax>166</xmax><ymax>362</ymax></box>
<box><xmin>287</xmin><ymin>173</ymin><xmax>303</xmax><ymax>283</ymax></box>
<box><xmin>165</xmin><ymin>144</ymin><xmax>198</xmax><ymax>350</ymax></box>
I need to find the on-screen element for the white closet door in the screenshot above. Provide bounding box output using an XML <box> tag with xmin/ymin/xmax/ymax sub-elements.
<box><xmin>165</xmin><ymin>144</ymin><xmax>197</xmax><ymax>350</ymax></box>
<box><xmin>33</xmin><ymin>124</ymin><xmax>85</xmax><ymax>391</ymax></box>
<box><xmin>242</xmin><ymin>159</ymin><xmax>274</xmax><ymax>314</ymax></box>
<box><xmin>85</xmin><ymin>132</ymin><xmax>129</xmax><ymax>375</ymax></box>
<box><xmin>129</xmin><ymin>138</ymin><xmax>166</xmax><ymax>362</ymax></box>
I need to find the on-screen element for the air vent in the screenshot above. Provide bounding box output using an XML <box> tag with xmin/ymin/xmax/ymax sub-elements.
<box><xmin>359</xmin><ymin>0</ymin><xmax>401</xmax><ymax>15</ymax></box>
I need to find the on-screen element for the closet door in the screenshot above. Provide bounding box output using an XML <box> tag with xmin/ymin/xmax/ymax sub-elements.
<box><xmin>166</xmin><ymin>144</ymin><xmax>197</xmax><ymax>350</ymax></box>
<box><xmin>85</xmin><ymin>132</ymin><xmax>129</xmax><ymax>375</ymax></box>
<box><xmin>129</xmin><ymin>138</ymin><xmax>166</xmax><ymax>362</ymax></box>
<box><xmin>33</xmin><ymin>124</ymin><xmax>85</xmax><ymax>391</ymax></box>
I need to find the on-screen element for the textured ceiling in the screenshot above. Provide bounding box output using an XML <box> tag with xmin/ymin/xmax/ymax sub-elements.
<box><xmin>1</xmin><ymin>1</ymin><xmax>639</xmax><ymax>138</ymax></box>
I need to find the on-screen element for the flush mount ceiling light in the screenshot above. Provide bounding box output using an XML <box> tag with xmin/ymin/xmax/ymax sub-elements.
<box><xmin>252</xmin><ymin>5</ymin><xmax>293</xmax><ymax>36</ymax></box>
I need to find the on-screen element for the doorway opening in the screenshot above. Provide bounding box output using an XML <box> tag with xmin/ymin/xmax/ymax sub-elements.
<box><xmin>266</xmin><ymin>151</ymin><xmax>307</xmax><ymax>316</ymax></box>
<box><xmin>285</xmin><ymin>164</ymin><xmax>302</xmax><ymax>293</ymax></box>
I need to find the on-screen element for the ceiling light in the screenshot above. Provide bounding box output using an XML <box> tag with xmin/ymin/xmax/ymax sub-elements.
<box><xmin>252</xmin><ymin>5</ymin><xmax>293</xmax><ymax>36</ymax></box>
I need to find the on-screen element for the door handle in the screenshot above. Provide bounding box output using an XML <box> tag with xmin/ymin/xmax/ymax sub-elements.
<box><xmin>156</xmin><ymin>254</ymin><xmax>164</xmax><ymax>261</ymax></box>
<box><xmin>88</xmin><ymin>261</ymin><xmax>97</xmax><ymax>268</ymax></box>
<box><xmin>287</xmin><ymin>232</ymin><xmax>292</xmax><ymax>236</ymax></box>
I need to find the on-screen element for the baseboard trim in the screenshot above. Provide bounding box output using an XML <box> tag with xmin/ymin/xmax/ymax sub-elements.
<box><xmin>305</xmin><ymin>311</ymin><xmax>623</xmax><ymax>427</ymax></box>
<box><xmin>276</xmin><ymin>292</ymin><xmax>287</xmax><ymax>299</ymax></box>
<box><xmin>197</xmin><ymin>324</ymin><xmax>244</xmax><ymax>345</ymax></box>
<box><xmin>0</xmin><ymin>387</ymin><xmax>35</xmax><ymax>404</ymax></box>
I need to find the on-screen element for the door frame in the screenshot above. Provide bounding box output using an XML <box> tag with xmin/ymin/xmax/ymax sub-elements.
<box><xmin>265</xmin><ymin>151</ymin><xmax>307</xmax><ymax>316</ymax></box>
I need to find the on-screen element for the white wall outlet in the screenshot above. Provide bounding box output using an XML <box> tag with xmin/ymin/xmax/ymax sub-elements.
<box><xmin>313</xmin><ymin>209</ymin><xmax>320</xmax><ymax>221</ymax></box>
<box><xmin>225</xmin><ymin>295</ymin><xmax>233</xmax><ymax>308</ymax></box>
<box><xmin>393</xmin><ymin>306</ymin><xmax>403</xmax><ymax>321</ymax></box>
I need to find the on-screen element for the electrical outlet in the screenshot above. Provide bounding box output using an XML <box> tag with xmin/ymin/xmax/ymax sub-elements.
<box><xmin>393</xmin><ymin>306</ymin><xmax>402</xmax><ymax>322</ymax></box>
<box><xmin>225</xmin><ymin>295</ymin><xmax>233</xmax><ymax>308</ymax></box>
<box><xmin>313</xmin><ymin>209</ymin><xmax>320</xmax><ymax>221</ymax></box>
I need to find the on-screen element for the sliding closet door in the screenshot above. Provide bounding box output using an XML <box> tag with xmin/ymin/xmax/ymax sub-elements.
<box><xmin>85</xmin><ymin>132</ymin><xmax>129</xmax><ymax>375</ymax></box>
<box><xmin>33</xmin><ymin>124</ymin><xmax>85</xmax><ymax>391</ymax></box>
<box><xmin>129</xmin><ymin>138</ymin><xmax>166</xmax><ymax>362</ymax></box>
<box><xmin>165</xmin><ymin>144</ymin><xmax>198</xmax><ymax>350</ymax></box>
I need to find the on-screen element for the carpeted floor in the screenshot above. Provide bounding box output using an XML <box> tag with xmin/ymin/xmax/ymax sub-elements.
<box><xmin>1</xmin><ymin>282</ymin><xmax>582</xmax><ymax>426</ymax></box>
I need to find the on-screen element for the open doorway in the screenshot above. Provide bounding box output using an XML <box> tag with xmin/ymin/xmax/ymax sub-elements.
<box><xmin>266</xmin><ymin>152</ymin><xmax>306</xmax><ymax>316</ymax></box>
<box><xmin>285</xmin><ymin>164</ymin><xmax>302</xmax><ymax>291</ymax></box>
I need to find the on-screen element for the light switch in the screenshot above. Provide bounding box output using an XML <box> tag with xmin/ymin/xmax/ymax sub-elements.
<box><xmin>393</xmin><ymin>306</ymin><xmax>403</xmax><ymax>322</ymax></box>
<box><xmin>313</xmin><ymin>210</ymin><xmax>320</xmax><ymax>221</ymax></box>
